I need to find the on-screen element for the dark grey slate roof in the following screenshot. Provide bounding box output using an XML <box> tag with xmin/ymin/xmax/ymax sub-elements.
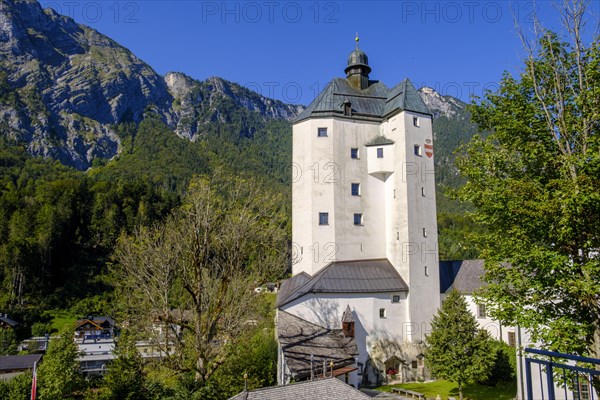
<box><xmin>365</xmin><ymin>135</ymin><xmax>395</xmax><ymax>146</ymax></box>
<box><xmin>276</xmin><ymin>272</ymin><xmax>311</xmax><ymax>307</ymax></box>
<box><xmin>277</xmin><ymin>311</ymin><xmax>358</xmax><ymax>381</ymax></box>
<box><xmin>229</xmin><ymin>377</ymin><xmax>370</xmax><ymax>400</ymax></box>
<box><xmin>277</xmin><ymin>259</ymin><xmax>408</xmax><ymax>307</ymax></box>
<box><xmin>0</xmin><ymin>315</ymin><xmax>18</xmax><ymax>328</ymax></box>
<box><xmin>294</xmin><ymin>77</ymin><xmax>431</xmax><ymax>123</ymax></box>
<box><xmin>384</xmin><ymin>79</ymin><xmax>431</xmax><ymax>116</ymax></box>
<box><xmin>0</xmin><ymin>354</ymin><xmax>42</xmax><ymax>371</ymax></box>
<box><xmin>439</xmin><ymin>260</ymin><xmax>486</xmax><ymax>294</ymax></box>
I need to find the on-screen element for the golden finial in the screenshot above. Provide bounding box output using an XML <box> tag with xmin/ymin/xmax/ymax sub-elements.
<box><xmin>355</xmin><ymin>32</ymin><xmax>359</xmax><ymax>48</ymax></box>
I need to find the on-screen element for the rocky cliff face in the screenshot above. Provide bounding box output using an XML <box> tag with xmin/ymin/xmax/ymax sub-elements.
<box><xmin>419</xmin><ymin>86</ymin><xmax>467</xmax><ymax>119</ymax></box>
<box><xmin>0</xmin><ymin>0</ymin><xmax>176</xmax><ymax>169</ymax></box>
<box><xmin>0</xmin><ymin>0</ymin><xmax>302</xmax><ymax>169</ymax></box>
<box><xmin>165</xmin><ymin>72</ymin><xmax>304</xmax><ymax>141</ymax></box>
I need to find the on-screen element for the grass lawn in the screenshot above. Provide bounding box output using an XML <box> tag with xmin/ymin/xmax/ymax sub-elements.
<box><xmin>44</xmin><ymin>309</ymin><xmax>78</xmax><ymax>332</ymax></box>
<box><xmin>376</xmin><ymin>379</ymin><xmax>516</xmax><ymax>400</ymax></box>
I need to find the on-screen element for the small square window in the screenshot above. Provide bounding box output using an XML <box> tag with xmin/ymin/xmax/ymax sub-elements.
<box><xmin>319</xmin><ymin>212</ymin><xmax>329</xmax><ymax>225</ymax></box>
<box><xmin>477</xmin><ymin>304</ymin><xmax>487</xmax><ymax>319</ymax></box>
<box><xmin>379</xmin><ymin>308</ymin><xmax>386</xmax><ymax>319</ymax></box>
<box><xmin>377</xmin><ymin>148</ymin><xmax>383</xmax><ymax>158</ymax></box>
<box><xmin>413</xmin><ymin>116</ymin><xmax>420</xmax><ymax>127</ymax></box>
<box><xmin>318</xmin><ymin>127</ymin><xmax>328</xmax><ymax>137</ymax></box>
<box><xmin>351</xmin><ymin>183</ymin><xmax>360</xmax><ymax>196</ymax></box>
<box><xmin>414</xmin><ymin>144</ymin><xmax>422</xmax><ymax>156</ymax></box>
<box><xmin>411</xmin><ymin>360</ymin><xmax>418</xmax><ymax>369</ymax></box>
<box><xmin>392</xmin><ymin>295</ymin><xmax>400</xmax><ymax>303</ymax></box>
<box><xmin>350</xmin><ymin>148</ymin><xmax>359</xmax><ymax>159</ymax></box>
<box><xmin>354</xmin><ymin>213</ymin><xmax>363</xmax><ymax>225</ymax></box>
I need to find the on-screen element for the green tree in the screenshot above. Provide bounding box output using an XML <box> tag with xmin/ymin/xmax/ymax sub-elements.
<box><xmin>0</xmin><ymin>371</ymin><xmax>32</xmax><ymax>400</ymax></box>
<box><xmin>103</xmin><ymin>331</ymin><xmax>145</xmax><ymax>400</ymax></box>
<box><xmin>425</xmin><ymin>289</ymin><xmax>495</xmax><ymax>400</ymax></box>
<box><xmin>0</xmin><ymin>329</ymin><xmax>18</xmax><ymax>355</ymax></box>
<box><xmin>113</xmin><ymin>171</ymin><xmax>288</xmax><ymax>387</ymax></box>
<box><xmin>456</xmin><ymin>0</ymin><xmax>600</xmax><ymax>370</ymax></box>
<box><xmin>37</xmin><ymin>329</ymin><xmax>83</xmax><ymax>400</ymax></box>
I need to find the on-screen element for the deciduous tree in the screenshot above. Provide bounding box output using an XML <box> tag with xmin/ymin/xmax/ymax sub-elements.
<box><xmin>113</xmin><ymin>170</ymin><xmax>288</xmax><ymax>385</ymax></box>
<box><xmin>456</xmin><ymin>0</ymin><xmax>600</xmax><ymax>366</ymax></box>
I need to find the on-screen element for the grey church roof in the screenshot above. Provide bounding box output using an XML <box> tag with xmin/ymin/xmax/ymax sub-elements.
<box><xmin>276</xmin><ymin>311</ymin><xmax>358</xmax><ymax>381</ymax></box>
<box><xmin>229</xmin><ymin>377</ymin><xmax>370</xmax><ymax>400</ymax></box>
<box><xmin>277</xmin><ymin>272</ymin><xmax>311</xmax><ymax>307</ymax></box>
<box><xmin>276</xmin><ymin>259</ymin><xmax>408</xmax><ymax>307</ymax></box>
<box><xmin>439</xmin><ymin>259</ymin><xmax>486</xmax><ymax>294</ymax></box>
<box><xmin>294</xmin><ymin>78</ymin><xmax>431</xmax><ymax>123</ymax></box>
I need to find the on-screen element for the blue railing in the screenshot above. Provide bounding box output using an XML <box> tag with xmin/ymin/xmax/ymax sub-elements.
<box><xmin>525</xmin><ymin>348</ymin><xmax>600</xmax><ymax>400</ymax></box>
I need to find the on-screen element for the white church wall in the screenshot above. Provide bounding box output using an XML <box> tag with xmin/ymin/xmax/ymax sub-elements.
<box><xmin>292</xmin><ymin>118</ymin><xmax>382</xmax><ymax>276</ymax></box>
<box><xmin>281</xmin><ymin>292</ymin><xmax>409</xmax><ymax>372</ymax></box>
<box><xmin>382</xmin><ymin>111</ymin><xmax>440</xmax><ymax>340</ymax></box>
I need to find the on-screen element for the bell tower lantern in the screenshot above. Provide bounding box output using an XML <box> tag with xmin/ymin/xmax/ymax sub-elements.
<box><xmin>345</xmin><ymin>34</ymin><xmax>371</xmax><ymax>90</ymax></box>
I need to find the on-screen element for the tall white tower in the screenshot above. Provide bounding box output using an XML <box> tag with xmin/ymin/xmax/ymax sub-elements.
<box><xmin>291</xmin><ymin>40</ymin><xmax>440</xmax><ymax>334</ymax></box>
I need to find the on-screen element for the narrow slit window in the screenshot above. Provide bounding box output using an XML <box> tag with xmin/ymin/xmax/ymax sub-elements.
<box><xmin>379</xmin><ymin>308</ymin><xmax>386</xmax><ymax>319</ymax></box>
<box><xmin>354</xmin><ymin>213</ymin><xmax>363</xmax><ymax>226</ymax></box>
<box><xmin>414</xmin><ymin>144</ymin><xmax>422</xmax><ymax>156</ymax></box>
<box><xmin>377</xmin><ymin>148</ymin><xmax>384</xmax><ymax>158</ymax></box>
<box><xmin>319</xmin><ymin>212</ymin><xmax>329</xmax><ymax>225</ymax></box>
<box><xmin>413</xmin><ymin>116</ymin><xmax>420</xmax><ymax>127</ymax></box>
<box><xmin>351</xmin><ymin>183</ymin><xmax>360</xmax><ymax>196</ymax></box>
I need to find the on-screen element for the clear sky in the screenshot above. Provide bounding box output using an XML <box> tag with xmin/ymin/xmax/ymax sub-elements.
<box><xmin>38</xmin><ymin>0</ymin><xmax>599</xmax><ymax>105</ymax></box>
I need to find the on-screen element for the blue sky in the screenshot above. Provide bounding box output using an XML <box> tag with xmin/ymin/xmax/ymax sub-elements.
<box><xmin>38</xmin><ymin>1</ymin><xmax>599</xmax><ymax>105</ymax></box>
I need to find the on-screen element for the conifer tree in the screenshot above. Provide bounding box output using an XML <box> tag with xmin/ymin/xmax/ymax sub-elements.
<box><xmin>425</xmin><ymin>289</ymin><xmax>494</xmax><ymax>400</ymax></box>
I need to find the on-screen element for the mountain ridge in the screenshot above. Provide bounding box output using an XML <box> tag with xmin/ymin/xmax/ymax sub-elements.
<box><xmin>0</xmin><ymin>0</ymin><xmax>303</xmax><ymax>169</ymax></box>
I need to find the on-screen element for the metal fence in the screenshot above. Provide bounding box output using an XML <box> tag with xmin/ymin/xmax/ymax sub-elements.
<box><xmin>525</xmin><ymin>348</ymin><xmax>600</xmax><ymax>400</ymax></box>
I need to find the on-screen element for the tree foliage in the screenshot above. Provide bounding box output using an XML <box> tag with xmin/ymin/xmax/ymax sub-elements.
<box><xmin>38</xmin><ymin>329</ymin><xmax>83</xmax><ymax>400</ymax></box>
<box><xmin>113</xmin><ymin>171</ymin><xmax>288</xmax><ymax>386</ymax></box>
<box><xmin>456</xmin><ymin>1</ymin><xmax>600</xmax><ymax>361</ymax></box>
<box><xmin>425</xmin><ymin>289</ymin><xmax>495</xmax><ymax>400</ymax></box>
<box><xmin>103</xmin><ymin>331</ymin><xmax>146</xmax><ymax>400</ymax></box>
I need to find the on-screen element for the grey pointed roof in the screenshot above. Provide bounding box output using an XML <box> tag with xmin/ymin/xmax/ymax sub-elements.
<box><xmin>439</xmin><ymin>259</ymin><xmax>486</xmax><ymax>294</ymax></box>
<box><xmin>228</xmin><ymin>377</ymin><xmax>370</xmax><ymax>400</ymax></box>
<box><xmin>342</xmin><ymin>305</ymin><xmax>354</xmax><ymax>323</ymax></box>
<box><xmin>294</xmin><ymin>77</ymin><xmax>431</xmax><ymax>123</ymax></box>
<box><xmin>276</xmin><ymin>311</ymin><xmax>358</xmax><ymax>381</ymax></box>
<box><xmin>277</xmin><ymin>259</ymin><xmax>408</xmax><ymax>308</ymax></box>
